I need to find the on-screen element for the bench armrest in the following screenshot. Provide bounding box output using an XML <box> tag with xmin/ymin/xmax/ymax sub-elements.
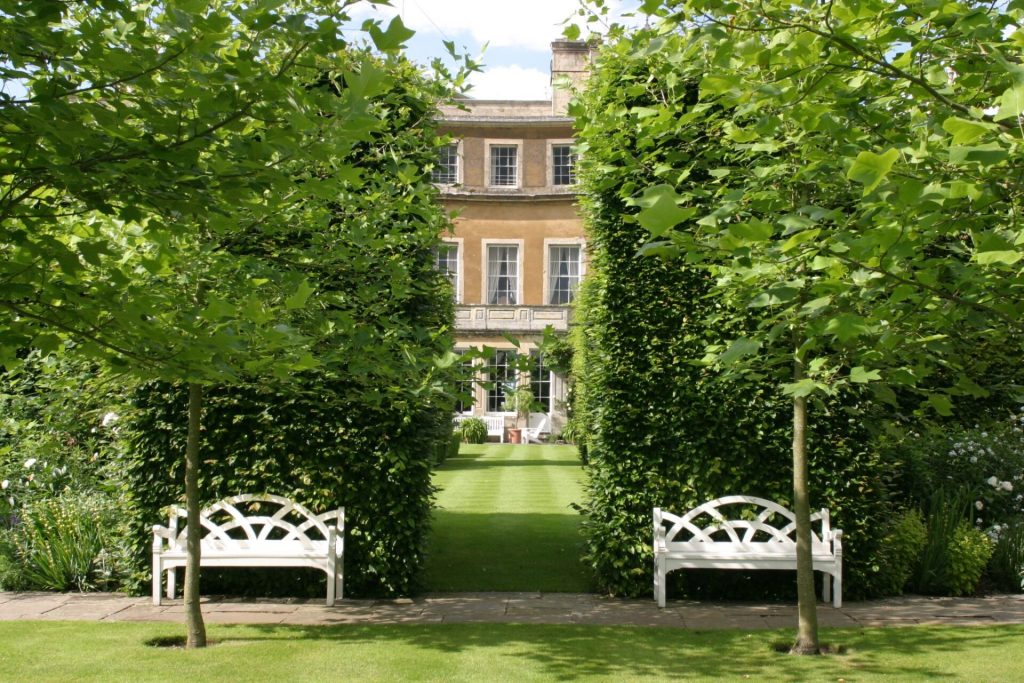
<box><xmin>152</xmin><ymin>524</ymin><xmax>174</xmax><ymax>552</ymax></box>
<box><xmin>653</xmin><ymin>508</ymin><xmax>667</xmax><ymax>553</ymax></box>
<box><xmin>831</xmin><ymin>528</ymin><xmax>843</xmax><ymax>555</ymax></box>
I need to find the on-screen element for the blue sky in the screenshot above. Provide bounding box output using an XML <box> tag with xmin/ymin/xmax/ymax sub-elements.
<box><xmin>357</xmin><ymin>0</ymin><xmax>637</xmax><ymax>99</ymax></box>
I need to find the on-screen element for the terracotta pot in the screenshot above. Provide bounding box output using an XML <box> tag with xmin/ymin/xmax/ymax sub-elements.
<box><xmin>507</xmin><ymin>428</ymin><xmax>522</xmax><ymax>444</ymax></box>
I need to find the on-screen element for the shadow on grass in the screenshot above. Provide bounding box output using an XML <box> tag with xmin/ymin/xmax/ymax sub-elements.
<box><xmin>422</xmin><ymin>512</ymin><xmax>592</xmax><ymax>592</ymax></box>
<box><xmin>211</xmin><ymin>623</ymin><xmax>1024</xmax><ymax>681</ymax></box>
<box><xmin>437</xmin><ymin>458</ymin><xmax>583</xmax><ymax>471</ymax></box>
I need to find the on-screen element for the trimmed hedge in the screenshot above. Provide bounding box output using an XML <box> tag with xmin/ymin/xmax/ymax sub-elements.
<box><xmin>572</xmin><ymin>37</ymin><xmax>894</xmax><ymax>600</ymax></box>
<box><xmin>117</xmin><ymin>53</ymin><xmax>457</xmax><ymax>599</ymax></box>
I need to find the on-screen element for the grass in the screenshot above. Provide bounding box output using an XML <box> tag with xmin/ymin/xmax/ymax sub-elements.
<box><xmin>422</xmin><ymin>443</ymin><xmax>591</xmax><ymax>592</ymax></box>
<box><xmin>2</xmin><ymin>621</ymin><xmax>1023</xmax><ymax>682</ymax></box>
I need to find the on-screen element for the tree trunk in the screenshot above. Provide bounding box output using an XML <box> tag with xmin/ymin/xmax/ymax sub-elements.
<box><xmin>184</xmin><ymin>382</ymin><xmax>207</xmax><ymax>649</ymax></box>
<box><xmin>791</xmin><ymin>353</ymin><xmax>820</xmax><ymax>655</ymax></box>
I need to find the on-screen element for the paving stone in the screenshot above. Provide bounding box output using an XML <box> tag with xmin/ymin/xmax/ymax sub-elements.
<box><xmin>2</xmin><ymin>591</ymin><xmax>1024</xmax><ymax>629</ymax></box>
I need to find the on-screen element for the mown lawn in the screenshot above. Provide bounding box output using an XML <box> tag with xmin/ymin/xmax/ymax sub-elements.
<box><xmin>422</xmin><ymin>443</ymin><xmax>591</xmax><ymax>592</ymax></box>
<box><xmin>2</xmin><ymin>621</ymin><xmax>1023</xmax><ymax>682</ymax></box>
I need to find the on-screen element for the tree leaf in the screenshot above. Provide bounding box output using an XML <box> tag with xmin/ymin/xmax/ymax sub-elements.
<box><xmin>849</xmin><ymin>366</ymin><xmax>881</xmax><ymax>383</ymax></box>
<box><xmin>285</xmin><ymin>280</ymin><xmax>316</xmax><ymax>310</ymax></box>
<box><xmin>635</xmin><ymin>185</ymin><xmax>696</xmax><ymax>237</ymax></box>
<box><xmin>941</xmin><ymin>117</ymin><xmax>995</xmax><ymax>145</ymax></box>
<box><xmin>846</xmin><ymin>149</ymin><xmax>899</xmax><ymax>195</ymax></box>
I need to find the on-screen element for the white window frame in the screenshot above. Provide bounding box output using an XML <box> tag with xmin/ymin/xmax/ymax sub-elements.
<box><xmin>486</xmin><ymin>349</ymin><xmax>518</xmax><ymax>415</ymax></box>
<box><xmin>435</xmin><ymin>238</ymin><xmax>463</xmax><ymax>303</ymax></box>
<box><xmin>547</xmin><ymin>139</ymin><xmax>578</xmax><ymax>187</ymax></box>
<box><xmin>485</xmin><ymin>139</ymin><xmax>522</xmax><ymax>189</ymax></box>
<box><xmin>482</xmin><ymin>239</ymin><xmax>524</xmax><ymax>307</ymax></box>
<box><xmin>543</xmin><ymin>238</ymin><xmax>586</xmax><ymax>306</ymax></box>
<box><xmin>454</xmin><ymin>348</ymin><xmax>476</xmax><ymax>415</ymax></box>
<box><xmin>432</xmin><ymin>139</ymin><xmax>462</xmax><ymax>186</ymax></box>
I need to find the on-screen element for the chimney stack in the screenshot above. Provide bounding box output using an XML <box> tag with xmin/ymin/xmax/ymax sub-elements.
<box><xmin>550</xmin><ymin>40</ymin><xmax>595</xmax><ymax>115</ymax></box>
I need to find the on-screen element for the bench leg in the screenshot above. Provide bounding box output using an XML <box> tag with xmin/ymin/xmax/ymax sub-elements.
<box><xmin>152</xmin><ymin>557</ymin><xmax>162</xmax><ymax>606</ymax></box>
<box><xmin>654</xmin><ymin>557</ymin><xmax>667</xmax><ymax>608</ymax></box>
<box><xmin>834</xmin><ymin>566</ymin><xmax>842</xmax><ymax>608</ymax></box>
<box><xmin>822</xmin><ymin>570</ymin><xmax>831</xmax><ymax>605</ymax></box>
<box><xmin>167</xmin><ymin>567</ymin><xmax>176</xmax><ymax>601</ymax></box>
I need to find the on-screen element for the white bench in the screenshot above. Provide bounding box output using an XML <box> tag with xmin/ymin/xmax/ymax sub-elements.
<box><xmin>653</xmin><ymin>495</ymin><xmax>842</xmax><ymax>608</ymax></box>
<box><xmin>453</xmin><ymin>414</ymin><xmax>506</xmax><ymax>442</ymax></box>
<box><xmin>152</xmin><ymin>494</ymin><xmax>344</xmax><ymax>607</ymax></box>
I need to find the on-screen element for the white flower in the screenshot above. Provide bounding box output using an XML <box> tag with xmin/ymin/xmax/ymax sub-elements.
<box><xmin>970</xmin><ymin>456</ymin><xmax>978</xmax><ymax>463</ymax></box>
<box><xmin>101</xmin><ymin>411</ymin><xmax>119</xmax><ymax>427</ymax></box>
<box><xmin>0</xmin><ymin>480</ymin><xmax>7</xmax><ymax>490</ymax></box>
<box><xmin>1001</xmin><ymin>481</ymin><xmax>1014</xmax><ymax>492</ymax></box>
<box><xmin>987</xmin><ymin>475</ymin><xmax>1000</xmax><ymax>487</ymax></box>
<box><xmin>24</xmin><ymin>458</ymin><xmax>36</xmax><ymax>469</ymax></box>
<box><xmin>976</xmin><ymin>500</ymin><xmax>985</xmax><ymax>510</ymax></box>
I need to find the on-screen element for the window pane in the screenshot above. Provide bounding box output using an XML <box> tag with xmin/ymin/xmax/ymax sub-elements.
<box><xmin>552</xmin><ymin>144</ymin><xmax>577</xmax><ymax>186</ymax></box>
<box><xmin>487</xmin><ymin>350</ymin><xmax>516</xmax><ymax>412</ymax></box>
<box><xmin>487</xmin><ymin>245</ymin><xmax>518</xmax><ymax>305</ymax></box>
<box><xmin>548</xmin><ymin>245</ymin><xmax>581</xmax><ymax>305</ymax></box>
<box><xmin>434</xmin><ymin>243</ymin><xmax>458</xmax><ymax>301</ymax></box>
<box><xmin>531</xmin><ymin>352</ymin><xmax>551</xmax><ymax>413</ymax></box>
<box><xmin>432</xmin><ymin>143</ymin><xmax>459</xmax><ymax>184</ymax></box>
<box><xmin>455</xmin><ymin>351</ymin><xmax>474</xmax><ymax>414</ymax></box>
<box><xmin>490</xmin><ymin>145</ymin><xmax>518</xmax><ymax>187</ymax></box>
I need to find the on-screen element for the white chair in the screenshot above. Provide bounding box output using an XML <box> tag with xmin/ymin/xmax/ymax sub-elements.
<box><xmin>523</xmin><ymin>413</ymin><xmax>549</xmax><ymax>444</ymax></box>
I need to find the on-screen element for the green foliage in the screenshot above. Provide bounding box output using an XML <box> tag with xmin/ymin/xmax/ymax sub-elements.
<box><xmin>946</xmin><ymin>524</ymin><xmax>995</xmax><ymax>597</ymax></box>
<box><xmin>457</xmin><ymin>418</ymin><xmax>489</xmax><ymax>445</ymax></box>
<box><xmin>570</xmin><ymin>28</ymin><xmax>894</xmax><ymax>599</ymax></box>
<box><xmin>502</xmin><ymin>386</ymin><xmax>536</xmax><ymax>427</ymax></box>
<box><xmin>989</xmin><ymin>522</ymin><xmax>1024</xmax><ymax>593</ymax></box>
<box><xmin>110</xmin><ymin>49</ymin><xmax>460</xmax><ymax>599</ymax></box>
<box><xmin>871</xmin><ymin>509</ymin><xmax>928</xmax><ymax>596</ymax></box>
<box><xmin>891</xmin><ymin>412</ymin><xmax>1024</xmax><ymax>529</ymax></box>
<box><xmin>2</xmin><ymin>493</ymin><xmax>128</xmax><ymax>592</ymax></box>
<box><xmin>577</xmin><ymin>1</ymin><xmax>1024</xmax><ymax>410</ymax></box>
<box><xmin>0</xmin><ymin>353</ymin><xmax>131</xmax><ymax>591</ymax></box>
<box><xmin>914</xmin><ymin>489</ymin><xmax>993</xmax><ymax>596</ymax></box>
<box><xmin>121</xmin><ymin>377</ymin><xmax>448</xmax><ymax>598</ymax></box>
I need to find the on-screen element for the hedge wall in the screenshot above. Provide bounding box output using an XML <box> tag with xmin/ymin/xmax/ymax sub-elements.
<box><xmin>117</xmin><ymin>53</ymin><xmax>456</xmax><ymax>598</ymax></box>
<box><xmin>571</xmin><ymin>38</ymin><xmax>894</xmax><ymax>600</ymax></box>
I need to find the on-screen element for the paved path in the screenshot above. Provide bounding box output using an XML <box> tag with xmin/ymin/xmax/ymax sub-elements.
<box><xmin>2</xmin><ymin>591</ymin><xmax>1023</xmax><ymax>629</ymax></box>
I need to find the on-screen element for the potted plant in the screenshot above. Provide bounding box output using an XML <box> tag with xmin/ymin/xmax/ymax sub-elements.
<box><xmin>502</xmin><ymin>385</ymin><xmax>535</xmax><ymax>444</ymax></box>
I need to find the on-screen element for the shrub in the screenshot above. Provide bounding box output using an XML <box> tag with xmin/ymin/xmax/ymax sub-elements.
<box><xmin>946</xmin><ymin>523</ymin><xmax>994</xmax><ymax>596</ymax></box>
<box><xmin>4</xmin><ymin>493</ymin><xmax>128</xmax><ymax>592</ymax></box>
<box><xmin>871</xmin><ymin>509</ymin><xmax>928</xmax><ymax>596</ymax></box>
<box><xmin>989</xmin><ymin>521</ymin><xmax>1024</xmax><ymax>593</ymax></box>
<box><xmin>0</xmin><ymin>353</ymin><xmax>130</xmax><ymax>592</ymax></box>
<box><xmin>914</xmin><ymin>489</ymin><xmax>994</xmax><ymax>596</ymax></box>
<box><xmin>895</xmin><ymin>412</ymin><xmax>1024</xmax><ymax>531</ymax></box>
<box><xmin>558</xmin><ymin>420</ymin><xmax>580</xmax><ymax>445</ymax></box>
<box><xmin>457</xmin><ymin>418</ymin><xmax>488</xmax><ymax>445</ymax></box>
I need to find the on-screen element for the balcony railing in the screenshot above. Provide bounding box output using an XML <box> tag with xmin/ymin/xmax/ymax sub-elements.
<box><xmin>454</xmin><ymin>304</ymin><xmax>572</xmax><ymax>333</ymax></box>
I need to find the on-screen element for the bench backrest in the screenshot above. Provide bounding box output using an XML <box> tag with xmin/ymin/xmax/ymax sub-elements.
<box><xmin>655</xmin><ymin>495</ymin><xmax>832</xmax><ymax>551</ymax></box>
<box><xmin>453</xmin><ymin>415</ymin><xmax>504</xmax><ymax>433</ymax></box>
<box><xmin>164</xmin><ymin>494</ymin><xmax>343</xmax><ymax>553</ymax></box>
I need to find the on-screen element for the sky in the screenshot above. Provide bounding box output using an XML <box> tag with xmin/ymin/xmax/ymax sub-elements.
<box><xmin>357</xmin><ymin>0</ymin><xmax>638</xmax><ymax>100</ymax></box>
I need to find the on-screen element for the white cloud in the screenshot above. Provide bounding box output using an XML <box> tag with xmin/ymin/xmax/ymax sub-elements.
<box><xmin>391</xmin><ymin>0</ymin><xmax>581</xmax><ymax>51</ymax></box>
<box><xmin>465</xmin><ymin>64</ymin><xmax>551</xmax><ymax>100</ymax></box>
